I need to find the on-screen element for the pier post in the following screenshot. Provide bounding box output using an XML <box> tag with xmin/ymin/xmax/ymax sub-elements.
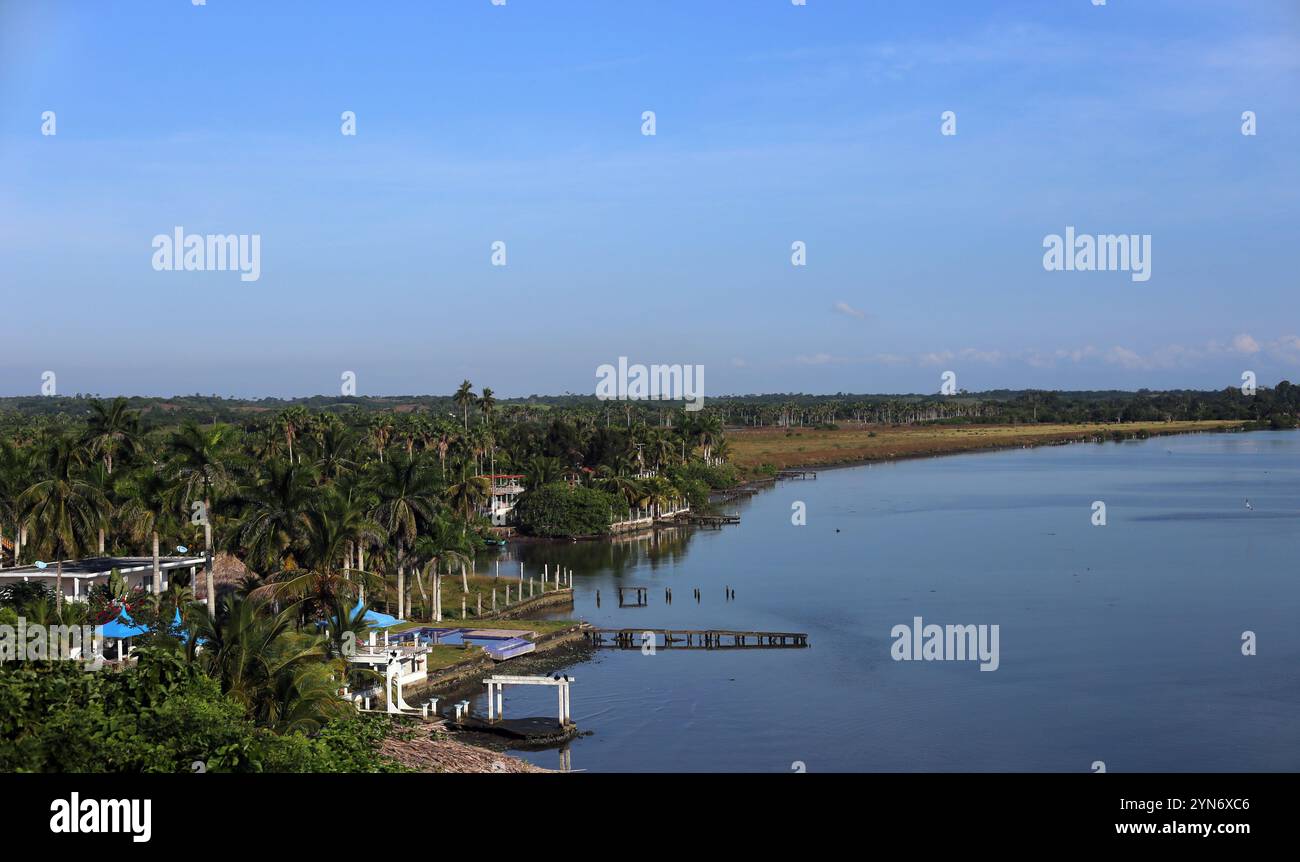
<box><xmin>486</xmin><ymin>682</ymin><xmax>494</xmax><ymax>721</ymax></box>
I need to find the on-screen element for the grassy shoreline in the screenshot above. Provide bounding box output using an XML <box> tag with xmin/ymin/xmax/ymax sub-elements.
<box><xmin>726</xmin><ymin>420</ymin><xmax>1249</xmax><ymax>476</ymax></box>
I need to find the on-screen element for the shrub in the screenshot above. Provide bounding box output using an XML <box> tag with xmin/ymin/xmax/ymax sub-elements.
<box><xmin>513</xmin><ymin>482</ymin><xmax>622</xmax><ymax>538</ymax></box>
<box><xmin>0</xmin><ymin>647</ymin><xmax>405</xmax><ymax>773</ymax></box>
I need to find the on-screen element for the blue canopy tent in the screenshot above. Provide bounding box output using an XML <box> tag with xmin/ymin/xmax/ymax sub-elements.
<box><xmin>100</xmin><ymin>609</ymin><xmax>149</xmax><ymax>640</ymax></box>
<box><xmin>351</xmin><ymin>598</ymin><xmax>402</xmax><ymax>629</ymax></box>
<box><xmin>100</xmin><ymin>608</ymin><xmax>186</xmax><ymax>640</ymax></box>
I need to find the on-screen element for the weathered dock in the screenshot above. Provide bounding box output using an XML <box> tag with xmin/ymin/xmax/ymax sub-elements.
<box><xmin>616</xmin><ymin>585</ymin><xmax>649</xmax><ymax>607</ymax></box>
<box><xmin>448</xmin><ymin>716</ymin><xmax>578</xmax><ymax>745</ymax></box>
<box><xmin>776</xmin><ymin>469</ymin><xmax>817</xmax><ymax>479</ymax></box>
<box><xmin>584</xmin><ymin>628</ymin><xmax>809</xmax><ymax>649</ymax></box>
<box><xmin>663</xmin><ymin>512</ymin><xmax>740</xmax><ymax>527</ymax></box>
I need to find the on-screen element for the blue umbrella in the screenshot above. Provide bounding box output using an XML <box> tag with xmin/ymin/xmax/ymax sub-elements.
<box><xmin>100</xmin><ymin>609</ymin><xmax>149</xmax><ymax>640</ymax></box>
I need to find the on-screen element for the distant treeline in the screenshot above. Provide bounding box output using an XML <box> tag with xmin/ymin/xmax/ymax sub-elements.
<box><xmin>1</xmin><ymin>383</ymin><xmax>1296</xmax><ymax>430</ymax></box>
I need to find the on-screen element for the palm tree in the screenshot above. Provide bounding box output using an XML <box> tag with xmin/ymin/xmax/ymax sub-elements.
<box><xmin>189</xmin><ymin>594</ymin><xmax>352</xmax><ymax>733</ymax></box>
<box><xmin>82</xmin><ymin>397</ymin><xmax>141</xmax><ymax>475</ymax></box>
<box><xmin>637</xmin><ymin>476</ymin><xmax>675</xmax><ymax>519</ymax></box>
<box><xmin>249</xmin><ymin>493</ymin><xmax>385</xmax><ymax>618</ymax></box>
<box><xmin>276</xmin><ymin>407</ymin><xmax>310</xmax><ymax>464</ymax></box>
<box><xmin>647</xmin><ymin>430</ymin><xmax>676</xmax><ymax>471</ymax></box>
<box><xmin>414</xmin><ymin>517</ymin><xmax>474</xmax><ymax>613</ymax></box>
<box><xmin>117</xmin><ymin>467</ymin><xmax>175</xmax><ymax>597</ymax></box>
<box><xmin>523</xmin><ymin>454</ymin><xmax>563</xmax><ymax>490</ymax></box>
<box><xmin>0</xmin><ymin>438</ymin><xmax>31</xmax><ymax>568</ymax></box>
<box><xmin>453</xmin><ymin>380</ymin><xmax>475</xmax><ymax>430</ymax></box>
<box><xmin>231</xmin><ymin>460</ymin><xmax>318</xmax><ymax>573</ymax></box>
<box><xmin>696</xmin><ymin>413</ymin><xmax>723</xmax><ymax>462</ymax></box>
<box><xmin>168</xmin><ymin>420</ymin><xmax>233</xmax><ymax>610</ymax></box>
<box><xmin>368</xmin><ymin>415</ymin><xmax>394</xmax><ymax>464</ymax></box>
<box><xmin>443</xmin><ymin>467</ymin><xmax>490</xmax><ymax>534</ymax></box>
<box><xmin>595</xmin><ymin>466</ymin><xmax>644</xmax><ymax>514</ymax></box>
<box><xmin>18</xmin><ymin>437</ymin><xmax>108</xmax><ymax>610</ymax></box>
<box><xmin>478</xmin><ymin>387</ymin><xmax>496</xmax><ymax>426</ymax></box>
<box><xmin>370</xmin><ymin>455</ymin><xmax>438</xmax><ymax>619</ymax></box>
<box><xmin>314</xmin><ymin>423</ymin><xmax>358</xmax><ymax>482</ymax></box>
<box><xmin>432</xmin><ymin>423</ymin><xmax>454</xmax><ymax>478</ymax></box>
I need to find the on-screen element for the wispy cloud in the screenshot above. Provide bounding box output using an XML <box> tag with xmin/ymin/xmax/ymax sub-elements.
<box><xmin>790</xmin><ymin>334</ymin><xmax>1300</xmax><ymax>373</ymax></box>
<box><xmin>833</xmin><ymin>301</ymin><xmax>867</xmax><ymax>320</ymax></box>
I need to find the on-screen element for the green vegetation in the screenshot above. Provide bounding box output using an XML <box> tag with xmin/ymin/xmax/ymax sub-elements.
<box><xmin>0</xmin><ymin>646</ymin><xmax>405</xmax><ymax>772</ymax></box>
<box><xmin>514</xmin><ymin>483</ymin><xmax>625</xmax><ymax>537</ymax></box>
<box><xmin>0</xmin><ymin>381</ymin><xmax>1293</xmax><ymax>770</ymax></box>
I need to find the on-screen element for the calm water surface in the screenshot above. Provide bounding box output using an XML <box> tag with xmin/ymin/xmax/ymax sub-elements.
<box><xmin>472</xmin><ymin>431</ymin><xmax>1300</xmax><ymax>772</ymax></box>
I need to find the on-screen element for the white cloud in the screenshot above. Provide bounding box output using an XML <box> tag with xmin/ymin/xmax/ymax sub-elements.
<box><xmin>794</xmin><ymin>353</ymin><xmax>837</xmax><ymax>366</ymax></box>
<box><xmin>1232</xmin><ymin>333</ymin><xmax>1261</xmax><ymax>354</ymax></box>
<box><xmin>832</xmin><ymin>301</ymin><xmax>866</xmax><ymax>319</ymax></box>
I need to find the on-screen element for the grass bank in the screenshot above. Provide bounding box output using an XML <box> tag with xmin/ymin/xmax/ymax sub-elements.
<box><xmin>385</xmin><ymin>571</ymin><xmax>575</xmax><ymax>623</ymax></box>
<box><xmin>390</xmin><ymin>617</ymin><xmax>585</xmax><ymax>674</ymax></box>
<box><xmin>726</xmin><ymin>420</ymin><xmax>1247</xmax><ymax>474</ymax></box>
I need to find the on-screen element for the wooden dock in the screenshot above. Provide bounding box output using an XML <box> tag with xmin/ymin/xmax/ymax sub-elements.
<box><xmin>776</xmin><ymin>469</ymin><xmax>817</xmax><ymax>479</ymax></box>
<box><xmin>584</xmin><ymin>628</ymin><xmax>809</xmax><ymax>649</ymax></box>
<box><xmin>663</xmin><ymin>513</ymin><xmax>740</xmax><ymax>527</ymax></box>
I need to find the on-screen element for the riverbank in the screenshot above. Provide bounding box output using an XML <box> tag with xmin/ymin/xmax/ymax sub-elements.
<box><xmin>373</xmin><ymin>618</ymin><xmax>590</xmax><ymax>770</ymax></box>
<box><xmin>725</xmin><ymin>420</ymin><xmax>1247</xmax><ymax>475</ymax></box>
<box><xmin>379</xmin><ymin>722</ymin><xmax>553</xmax><ymax>772</ymax></box>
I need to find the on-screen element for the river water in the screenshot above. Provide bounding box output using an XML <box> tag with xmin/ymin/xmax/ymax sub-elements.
<box><xmin>479</xmin><ymin>431</ymin><xmax>1300</xmax><ymax>772</ymax></box>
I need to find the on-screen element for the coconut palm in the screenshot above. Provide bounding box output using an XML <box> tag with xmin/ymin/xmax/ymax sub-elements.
<box><xmin>314</xmin><ymin>423</ymin><xmax>358</xmax><ymax>482</ymax></box>
<box><xmin>275</xmin><ymin>406</ymin><xmax>311</xmax><ymax>465</ymax></box>
<box><xmin>249</xmin><ymin>493</ymin><xmax>385</xmax><ymax>618</ymax></box>
<box><xmin>0</xmin><ymin>438</ymin><xmax>31</xmax><ymax>567</ymax></box>
<box><xmin>696</xmin><ymin>413</ymin><xmax>723</xmax><ymax>462</ymax></box>
<box><xmin>594</xmin><ymin>465</ymin><xmax>644</xmax><ymax>511</ymax></box>
<box><xmin>453</xmin><ymin>380</ymin><xmax>475</xmax><ymax>430</ymax></box>
<box><xmin>82</xmin><ymin>397</ymin><xmax>141</xmax><ymax>475</ymax></box>
<box><xmin>18</xmin><ymin>436</ymin><xmax>108</xmax><ymax>610</ymax></box>
<box><xmin>230</xmin><ymin>459</ymin><xmax>318</xmax><ymax>573</ymax></box>
<box><xmin>189</xmin><ymin>594</ymin><xmax>352</xmax><ymax>733</ymax></box>
<box><xmin>117</xmin><ymin>467</ymin><xmax>176</xmax><ymax>597</ymax></box>
<box><xmin>523</xmin><ymin>454</ymin><xmax>563</xmax><ymax>490</ymax></box>
<box><xmin>443</xmin><ymin>466</ymin><xmax>491</xmax><ymax>532</ymax></box>
<box><xmin>478</xmin><ymin>387</ymin><xmax>496</xmax><ymax>426</ymax></box>
<box><xmin>167</xmin><ymin>420</ymin><xmax>234</xmax><ymax>609</ymax></box>
<box><xmin>367</xmin><ymin>415</ymin><xmax>394</xmax><ymax>464</ymax></box>
<box><xmin>370</xmin><ymin>455</ymin><xmax>438</xmax><ymax>619</ymax></box>
<box><xmin>636</xmin><ymin>475</ymin><xmax>676</xmax><ymax>519</ymax></box>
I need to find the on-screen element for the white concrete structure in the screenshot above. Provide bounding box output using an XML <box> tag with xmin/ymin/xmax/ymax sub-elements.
<box><xmin>345</xmin><ymin>637</ymin><xmax>430</xmax><ymax>715</ymax></box>
<box><xmin>0</xmin><ymin>556</ymin><xmax>206</xmax><ymax>603</ymax></box>
<box><xmin>479</xmin><ymin>474</ymin><xmax>526</xmax><ymax>526</ymax></box>
<box><xmin>484</xmin><ymin>674</ymin><xmax>574</xmax><ymax>725</ymax></box>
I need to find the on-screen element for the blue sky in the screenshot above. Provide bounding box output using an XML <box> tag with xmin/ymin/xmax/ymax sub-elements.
<box><xmin>1</xmin><ymin>0</ymin><xmax>1297</xmax><ymax>397</ymax></box>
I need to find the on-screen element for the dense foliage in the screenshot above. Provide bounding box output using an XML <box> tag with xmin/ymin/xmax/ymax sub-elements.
<box><xmin>0</xmin><ymin>647</ymin><xmax>404</xmax><ymax>773</ymax></box>
<box><xmin>513</xmin><ymin>483</ymin><xmax>626</xmax><ymax>538</ymax></box>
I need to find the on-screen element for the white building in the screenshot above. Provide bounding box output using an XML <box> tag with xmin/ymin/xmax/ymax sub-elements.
<box><xmin>0</xmin><ymin>555</ymin><xmax>208</xmax><ymax>603</ymax></box>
